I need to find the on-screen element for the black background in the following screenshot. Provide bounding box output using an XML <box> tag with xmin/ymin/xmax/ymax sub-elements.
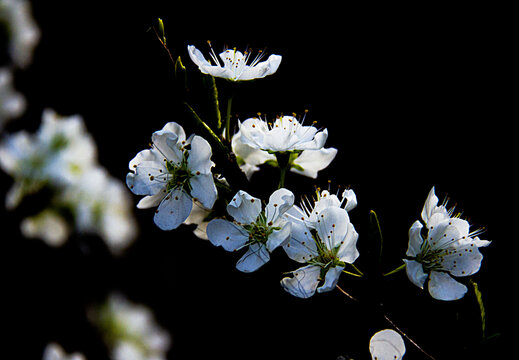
<box><xmin>2</xmin><ymin>2</ymin><xmax>512</xmax><ymax>359</ymax></box>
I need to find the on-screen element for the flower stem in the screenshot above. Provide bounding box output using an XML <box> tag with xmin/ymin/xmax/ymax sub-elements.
<box><xmin>275</xmin><ymin>152</ymin><xmax>291</xmax><ymax>189</ymax></box>
<box><xmin>225</xmin><ymin>96</ymin><xmax>233</xmax><ymax>143</ymax></box>
<box><xmin>382</xmin><ymin>263</ymin><xmax>406</xmax><ymax>277</ymax></box>
<box><xmin>336</xmin><ymin>284</ymin><xmax>438</xmax><ymax>360</ymax></box>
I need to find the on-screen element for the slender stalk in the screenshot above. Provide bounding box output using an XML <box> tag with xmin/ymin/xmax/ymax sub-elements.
<box><xmin>225</xmin><ymin>96</ymin><xmax>233</xmax><ymax>143</ymax></box>
<box><xmin>336</xmin><ymin>284</ymin><xmax>437</xmax><ymax>360</ymax></box>
<box><xmin>383</xmin><ymin>263</ymin><xmax>407</xmax><ymax>277</ymax></box>
<box><xmin>184</xmin><ymin>102</ymin><xmax>227</xmax><ymax>153</ymax></box>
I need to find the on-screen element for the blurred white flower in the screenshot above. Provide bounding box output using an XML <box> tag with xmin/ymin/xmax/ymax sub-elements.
<box><xmin>42</xmin><ymin>343</ymin><xmax>86</xmax><ymax>360</ymax></box>
<box><xmin>0</xmin><ymin>67</ymin><xmax>26</xmax><ymax>130</ymax></box>
<box><xmin>62</xmin><ymin>167</ymin><xmax>138</xmax><ymax>255</ymax></box>
<box><xmin>0</xmin><ymin>0</ymin><xmax>40</xmax><ymax>68</ymax></box>
<box><xmin>126</xmin><ymin>122</ymin><xmax>217</xmax><ymax>230</ymax></box>
<box><xmin>0</xmin><ymin>109</ymin><xmax>97</xmax><ymax>208</ymax></box>
<box><xmin>89</xmin><ymin>293</ymin><xmax>171</xmax><ymax>360</ymax></box>
<box><xmin>187</xmin><ymin>43</ymin><xmax>281</xmax><ymax>81</ymax></box>
<box><xmin>281</xmin><ymin>206</ymin><xmax>359</xmax><ymax>298</ymax></box>
<box><xmin>206</xmin><ymin>188</ymin><xmax>294</xmax><ymax>272</ymax></box>
<box><xmin>21</xmin><ymin>209</ymin><xmax>70</xmax><ymax>247</ymax></box>
<box><xmin>369</xmin><ymin>329</ymin><xmax>406</xmax><ymax>360</ymax></box>
<box><xmin>404</xmin><ymin>187</ymin><xmax>490</xmax><ymax>301</ymax></box>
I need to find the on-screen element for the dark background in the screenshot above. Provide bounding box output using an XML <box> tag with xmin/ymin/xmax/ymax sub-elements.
<box><xmin>2</xmin><ymin>2</ymin><xmax>512</xmax><ymax>359</ymax></box>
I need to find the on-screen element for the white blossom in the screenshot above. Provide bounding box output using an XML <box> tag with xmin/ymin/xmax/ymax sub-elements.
<box><xmin>21</xmin><ymin>209</ymin><xmax>70</xmax><ymax>247</ymax></box>
<box><xmin>238</xmin><ymin>115</ymin><xmax>329</xmax><ymax>153</ymax></box>
<box><xmin>0</xmin><ymin>109</ymin><xmax>97</xmax><ymax>209</ymax></box>
<box><xmin>62</xmin><ymin>167</ymin><xmax>138</xmax><ymax>255</ymax></box>
<box><xmin>231</xmin><ymin>125</ymin><xmax>337</xmax><ymax>180</ymax></box>
<box><xmin>89</xmin><ymin>293</ymin><xmax>171</xmax><ymax>360</ymax></box>
<box><xmin>404</xmin><ymin>187</ymin><xmax>490</xmax><ymax>301</ymax></box>
<box><xmin>281</xmin><ymin>205</ymin><xmax>359</xmax><ymax>298</ymax></box>
<box><xmin>0</xmin><ymin>67</ymin><xmax>26</xmax><ymax>130</ymax></box>
<box><xmin>0</xmin><ymin>0</ymin><xmax>40</xmax><ymax>68</ymax></box>
<box><xmin>206</xmin><ymin>188</ymin><xmax>294</xmax><ymax>273</ymax></box>
<box><xmin>126</xmin><ymin>122</ymin><xmax>217</xmax><ymax>230</ymax></box>
<box><xmin>42</xmin><ymin>343</ymin><xmax>86</xmax><ymax>360</ymax></box>
<box><xmin>369</xmin><ymin>329</ymin><xmax>406</xmax><ymax>360</ymax></box>
<box><xmin>187</xmin><ymin>43</ymin><xmax>281</xmax><ymax>81</ymax></box>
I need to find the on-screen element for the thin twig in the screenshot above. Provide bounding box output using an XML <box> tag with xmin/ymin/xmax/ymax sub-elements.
<box><xmin>336</xmin><ymin>285</ymin><xmax>437</xmax><ymax>360</ymax></box>
<box><xmin>151</xmin><ymin>26</ymin><xmax>176</xmax><ymax>66</ymax></box>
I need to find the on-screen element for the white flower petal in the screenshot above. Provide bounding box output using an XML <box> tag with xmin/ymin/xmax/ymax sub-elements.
<box><xmin>282</xmin><ymin>220</ymin><xmax>318</xmax><ymax>263</ymax></box>
<box><xmin>189</xmin><ymin>173</ymin><xmax>217</xmax><ymax>209</ymax></box>
<box><xmin>237</xmin><ymin>54</ymin><xmax>282</xmax><ymax>81</ymax></box>
<box><xmin>337</xmin><ymin>222</ymin><xmax>360</xmax><ymax>264</ymax></box>
<box><xmin>369</xmin><ymin>329</ymin><xmax>406</xmax><ymax>360</ymax></box>
<box><xmin>227</xmin><ymin>190</ymin><xmax>261</xmax><ymax>225</ymax></box>
<box><xmin>266</xmin><ymin>221</ymin><xmax>291</xmax><ymax>252</ymax></box>
<box><xmin>265</xmin><ymin>188</ymin><xmax>294</xmax><ymax>223</ymax></box>
<box><xmin>206</xmin><ymin>219</ymin><xmax>249</xmax><ymax>251</ymax></box>
<box><xmin>236</xmin><ymin>243</ymin><xmax>270</xmax><ymax>273</ymax></box>
<box><xmin>441</xmin><ymin>243</ymin><xmax>484</xmax><ymax>277</ymax></box>
<box><xmin>136</xmin><ymin>192</ymin><xmax>164</xmax><ymax>209</ymax></box>
<box><xmin>404</xmin><ymin>259</ymin><xmax>427</xmax><ymax>289</ymax></box>
<box><xmin>291</xmin><ymin>147</ymin><xmax>337</xmax><ymax>179</ymax></box>
<box><xmin>187</xmin><ymin>135</ymin><xmax>213</xmax><ymax>174</ymax></box>
<box><xmin>406</xmin><ymin>220</ymin><xmax>424</xmax><ymax>257</ymax></box>
<box><xmin>428</xmin><ymin>271</ymin><xmax>468</xmax><ymax>301</ymax></box>
<box><xmin>315</xmin><ymin>206</ymin><xmax>350</xmax><ymax>250</ymax></box>
<box><xmin>317</xmin><ymin>265</ymin><xmax>344</xmax><ymax>294</ymax></box>
<box><xmin>281</xmin><ymin>265</ymin><xmax>321</xmax><ymax>299</ymax></box>
<box><xmin>126</xmin><ymin>149</ymin><xmax>167</xmax><ymax>196</ymax></box>
<box><xmin>153</xmin><ymin>189</ymin><xmax>192</xmax><ymax>230</ymax></box>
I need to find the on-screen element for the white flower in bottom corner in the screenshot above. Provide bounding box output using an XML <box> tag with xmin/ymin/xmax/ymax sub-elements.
<box><xmin>42</xmin><ymin>343</ymin><xmax>86</xmax><ymax>360</ymax></box>
<box><xmin>281</xmin><ymin>206</ymin><xmax>359</xmax><ymax>298</ymax></box>
<box><xmin>404</xmin><ymin>187</ymin><xmax>490</xmax><ymax>301</ymax></box>
<box><xmin>206</xmin><ymin>188</ymin><xmax>294</xmax><ymax>272</ymax></box>
<box><xmin>369</xmin><ymin>329</ymin><xmax>405</xmax><ymax>360</ymax></box>
<box><xmin>126</xmin><ymin>122</ymin><xmax>217</xmax><ymax>230</ymax></box>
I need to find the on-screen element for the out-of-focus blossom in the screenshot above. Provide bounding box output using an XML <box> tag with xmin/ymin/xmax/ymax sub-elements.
<box><xmin>61</xmin><ymin>166</ymin><xmax>138</xmax><ymax>255</ymax></box>
<box><xmin>369</xmin><ymin>329</ymin><xmax>406</xmax><ymax>360</ymax></box>
<box><xmin>404</xmin><ymin>187</ymin><xmax>490</xmax><ymax>301</ymax></box>
<box><xmin>88</xmin><ymin>293</ymin><xmax>171</xmax><ymax>360</ymax></box>
<box><xmin>207</xmin><ymin>188</ymin><xmax>294</xmax><ymax>272</ymax></box>
<box><xmin>0</xmin><ymin>109</ymin><xmax>97</xmax><ymax>208</ymax></box>
<box><xmin>21</xmin><ymin>209</ymin><xmax>70</xmax><ymax>247</ymax></box>
<box><xmin>126</xmin><ymin>122</ymin><xmax>217</xmax><ymax>231</ymax></box>
<box><xmin>0</xmin><ymin>108</ymin><xmax>137</xmax><ymax>254</ymax></box>
<box><xmin>42</xmin><ymin>343</ymin><xmax>86</xmax><ymax>360</ymax></box>
<box><xmin>187</xmin><ymin>43</ymin><xmax>281</xmax><ymax>81</ymax></box>
<box><xmin>0</xmin><ymin>0</ymin><xmax>40</xmax><ymax>68</ymax></box>
<box><xmin>0</xmin><ymin>67</ymin><xmax>26</xmax><ymax>130</ymax></box>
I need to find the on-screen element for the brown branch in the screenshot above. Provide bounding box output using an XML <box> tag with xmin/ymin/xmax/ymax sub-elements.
<box><xmin>336</xmin><ymin>285</ymin><xmax>437</xmax><ymax>360</ymax></box>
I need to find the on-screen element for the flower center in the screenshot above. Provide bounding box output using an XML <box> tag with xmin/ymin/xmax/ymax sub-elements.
<box><xmin>242</xmin><ymin>211</ymin><xmax>279</xmax><ymax>244</ymax></box>
<box><xmin>165</xmin><ymin>154</ymin><xmax>193</xmax><ymax>193</ymax></box>
<box><xmin>308</xmin><ymin>229</ymin><xmax>345</xmax><ymax>269</ymax></box>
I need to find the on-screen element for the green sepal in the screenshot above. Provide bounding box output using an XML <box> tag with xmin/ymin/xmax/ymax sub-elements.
<box><xmin>174</xmin><ymin>56</ymin><xmax>188</xmax><ymax>89</ymax></box>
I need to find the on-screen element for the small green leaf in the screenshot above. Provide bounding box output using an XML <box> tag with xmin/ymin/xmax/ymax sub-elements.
<box><xmin>470</xmin><ymin>280</ymin><xmax>486</xmax><ymax>340</ymax></box>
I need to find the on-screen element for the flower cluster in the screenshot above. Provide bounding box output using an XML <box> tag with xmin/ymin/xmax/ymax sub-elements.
<box><xmin>0</xmin><ymin>109</ymin><xmax>137</xmax><ymax>254</ymax></box>
<box><xmin>126</xmin><ymin>42</ymin><xmax>491</xmax><ymax>306</ymax></box>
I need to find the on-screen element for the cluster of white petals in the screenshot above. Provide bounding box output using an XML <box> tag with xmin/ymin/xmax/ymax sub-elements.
<box><xmin>42</xmin><ymin>343</ymin><xmax>86</xmax><ymax>360</ymax></box>
<box><xmin>188</xmin><ymin>43</ymin><xmax>281</xmax><ymax>82</ymax></box>
<box><xmin>0</xmin><ymin>0</ymin><xmax>40</xmax><ymax>69</ymax></box>
<box><xmin>281</xmin><ymin>188</ymin><xmax>359</xmax><ymax>298</ymax></box>
<box><xmin>88</xmin><ymin>293</ymin><xmax>171</xmax><ymax>360</ymax></box>
<box><xmin>232</xmin><ymin>114</ymin><xmax>337</xmax><ymax>180</ymax></box>
<box><xmin>207</xmin><ymin>188</ymin><xmax>294</xmax><ymax>272</ymax></box>
<box><xmin>126</xmin><ymin>122</ymin><xmax>217</xmax><ymax>231</ymax></box>
<box><xmin>0</xmin><ymin>67</ymin><xmax>26</xmax><ymax>130</ymax></box>
<box><xmin>404</xmin><ymin>187</ymin><xmax>490</xmax><ymax>300</ymax></box>
<box><xmin>0</xmin><ymin>109</ymin><xmax>137</xmax><ymax>253</ymax></box>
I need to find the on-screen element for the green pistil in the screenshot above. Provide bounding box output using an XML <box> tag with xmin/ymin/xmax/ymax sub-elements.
<box><xmin>165</xmin><ymin>153</ymin><xmax>193</xmax><ymax>193</ymax></box>
<box><xmin>243</xmin><ymin>212</ymin><xmax>280</xmax><ymax>245</ymax></box>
